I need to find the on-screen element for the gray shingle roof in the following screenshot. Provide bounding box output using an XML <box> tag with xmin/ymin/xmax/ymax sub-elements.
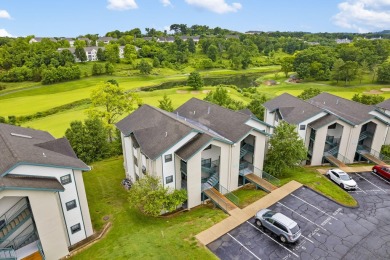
<box><xmin>377</xmin><ymin>99</ymin><xmax>390</xmax><ymax>111</ymax></box>
<box><xmin>263</xmin><ymin>93</ymin><xmax>323</xmax><ymax>124</ymax></box>
<box><xmin>0</xmin><ymin>174</ymin><xmax>64</xmax><ymax>192</ymax></box>
<box><xmin>116</xmin><ymin>105</ymin><xmax>201</xmax><ymax>160</ymax></box>
<box><xmin>0</xmin><ymin>124</ymin><xmax>89</xmax><ymax>175</ymax></box>
<box><xmin>175</xmin><ymin>134</ymin><xmax>212</xmax><ymax>161</ymax></box>
<box><xmin>308</xmin><ymin>93</ymin><xmax>375</xmax><ymax>125</ymax></box>
<box><xmin>174</xmin><ymin>98</ymin><xmax>253</xmax><ymax>143</ymax></box>
<box><xmin>308</xmin><ymin>114</ymin><xmax>338</xmax><ymax>130</ymax></box>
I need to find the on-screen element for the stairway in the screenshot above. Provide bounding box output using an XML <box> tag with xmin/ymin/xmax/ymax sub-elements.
<box><xmin>245</xmin><ymin>173</ymin><xmax>277</xmax><ymax>193</ymax></box>
<box><xmin>0</xmin><ymin>208</ymin><xmax>31</xmax><ymax>242</ymax></box>
<box><xmin>202</xmin><ymin>172</ymin><xmax>219</xmax><ymax>191</ymax></box>
<box><xmin>0</xmin><ymin>248</ymin><xmax>16</xmax><ymax>260</ymax></box>
<box><xmin>324</xmin><ymin>155</ymin><xmax>346</xmax><ymax>167</ymax></box>
<box><xmin>240</xmin><ymin>144</ymin><xmax>254</xmax><ymax>159</ymax></box>
<box><xmin>360</xmin><ymin>152</ymin><xmax>387</xmax><ymax>165</ymax></box>
<box><xmin>18</xmin><ymin>231</ymin><xmax>39</xmax><ymax>249</ymax></box>
<box><xmin>203</xmin><ymin>188</ymin><xmax>237</xmax><ymax>213</ymax></box>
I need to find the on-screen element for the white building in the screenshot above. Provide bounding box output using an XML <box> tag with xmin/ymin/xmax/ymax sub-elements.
<box><xmin>263</xmin><ymin>93</ymin><xmax>390</xmax><ymax>166</ymax></box>
<box><xmin>116</xmin><ymin>98</ymin><xmax>274</xmax><ymax>210</ymax></box>
<box><xmin>0</xmin><ymin>124</ymin><xmax>93</xmax><ymax>260</ymax></box>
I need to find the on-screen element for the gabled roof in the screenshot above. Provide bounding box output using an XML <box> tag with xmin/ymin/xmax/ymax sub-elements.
<box><xmin>308</xmin><ymin>93</ymin><xmax>375</xmax><ymax>125</ymax></box>
<box><xmin>0</xmin><ymin>174</ymin><xmax>64</xmax><ymax>192</ymax></box>
<box><xmin>174</xmin><ymin>98</ymin><xmax>254</xmax><ymax>143</ymax></box>
<box><xmin>377</xmin><ymin>99</ymin><xmax>390</xmax><ymax>111</ymax></box>
<box><xmin>0</xmin><ymin>124</ymin><xmax>89</xmax><ymax>175</ymax></box>
<box><xmin>309</xmin><ymin>114</ymin><xmax>338</xmax><ymax>130</ymax></box>
<box><xmin>116</xmin><ymin>105</ymin><xmax>205</xmax><ymax>160</ymax></box>
<box><xmin>263</xmin><ymin>93</ymin><xmax>323</xmax><ymax>124</ymax></box>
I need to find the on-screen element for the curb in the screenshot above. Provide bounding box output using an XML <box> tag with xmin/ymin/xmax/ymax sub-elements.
<box><xmin>303</xmin><ymin>185</ymin><xmax>359</xmax><ymax>209</ymax></box>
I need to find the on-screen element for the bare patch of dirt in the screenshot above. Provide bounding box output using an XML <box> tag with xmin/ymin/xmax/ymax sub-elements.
<box><xmin>190</xmin><ymin>91</ymin><xmax>200</xmax><ymax>94</ymax></box>
<box><xmin>176</xmin><ymin>90</ymin><xmax>189</xmax><ymax>94</ymax></box>
<box><xmin>363</xmin><ymin>89</ymin><xmax>383</xmax><ymax>94</ymax></box>
<box><xmin>380</xmin><ymin>88</ymin><xmax>390</xmax><ymax>92</ymax></box>
<box><xmin>202</xmin><ymin>90</ymin><xmax>211</xmax><ymax>94</ymax></box>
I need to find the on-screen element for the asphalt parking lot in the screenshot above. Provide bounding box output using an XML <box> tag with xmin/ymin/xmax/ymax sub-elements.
<box><xmin>207</xmin><ymin>171</ymin><xmax>390</xmax><ymax>260</ymax></box>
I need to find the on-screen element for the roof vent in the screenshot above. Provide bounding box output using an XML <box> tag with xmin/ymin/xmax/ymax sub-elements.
<box><xmin>10</xmin><ymin>133</ymin><xmax>32</xmax><ymax>139</ymax></box>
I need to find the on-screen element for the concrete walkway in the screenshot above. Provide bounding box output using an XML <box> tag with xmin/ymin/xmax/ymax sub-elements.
<box><xmin>317</xmin><ymin>165</ymin><xmax>374</xmax><ymax>175</ymax></box>
<box><xmin>195</xmin><ymin>180</ymin><xmax>302</xmax><ymax>246</ymax></box>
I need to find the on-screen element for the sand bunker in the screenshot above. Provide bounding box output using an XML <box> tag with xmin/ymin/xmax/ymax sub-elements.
<box><xmin>363</xmin><ymin>89</ymin><xmax>383</xmax><ymax>94</ymax></box>
<box><xmin>380</xmin><ymin>88</ymin><xmax>390</xmax><ymax>92</ymax></box>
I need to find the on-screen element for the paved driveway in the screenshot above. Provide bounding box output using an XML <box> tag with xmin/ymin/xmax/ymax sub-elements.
<box><xmin>207</xmin><ymin>171</ymin><xmax>390</xmax><ymax>260</ymax></box>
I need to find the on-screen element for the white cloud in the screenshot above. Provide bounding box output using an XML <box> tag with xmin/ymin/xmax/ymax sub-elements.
<box><xmin>332</xmin><ymin>0</ymin><xmax>390</xmax><ymax>32</ymax></box>
<box><xmin>0</xmin><ymin>29</ymin><xmax>13</xmax><ymax>37</ymax></box>
<box><xmin>185</xmin><ymin>0</ymin><xmax>242</xmax><ymax>14</ymax></box>
<box><xmin>0</xmin><ymin>10</ymin><xmax>11</xmax><ymax>19</ymax></box>
<box><xmin>160</xmin><ymin>0</ymin><xmax>172</xmax><ymax>7</ymax></box>
<box><xmin>107</xmin><ymin>0</ymin><xmax>138</xmax><ymax>10</ymax></box>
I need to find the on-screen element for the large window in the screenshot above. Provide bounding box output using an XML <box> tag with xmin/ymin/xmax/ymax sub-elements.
<box><xmin>165</xmin><ymin>154</ymin><xmax>172</xmax><ymax>163</ymax></box>
<box><xmin>70</xmin><ymin>223</ymin><xmax>81</xmax><ymax>234</ymax></box>
<box><xmin>60</xmin><ymin>174</ymin><xmax>72</xmax><ymax>185</ymax></box>
<box><xmin>66</xmin><ymin>200</ymin><xmax>77</xmax><ymax>211</ymax></box>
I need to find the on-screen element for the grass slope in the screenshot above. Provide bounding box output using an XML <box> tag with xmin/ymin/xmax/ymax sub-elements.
<box><xmin>73</xmin><ymin>157</ymin><xmax>226</xmax><ymax>260</ymax></box>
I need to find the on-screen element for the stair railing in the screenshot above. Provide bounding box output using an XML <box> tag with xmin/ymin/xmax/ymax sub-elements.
<box><xmin>218</xmin><ymin>184</ymin><xmax>240</xmax><ymax>206</ymax></box>
<box><xmin>0</xmin><ymin>198</ymin><xmax>28</xmax><ymax>231</ymax></box>
<box><xmin>205</xmin><ymin>187</ymin><xmax>228</xmax><ymax>213</ymax></box>
<box><xmin>0</xmin><ymin>248</ymin><xmax>16</xmax><ymax>260</ymax></box>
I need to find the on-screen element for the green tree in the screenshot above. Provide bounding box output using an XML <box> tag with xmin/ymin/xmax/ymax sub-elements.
<box><xmin>280</xmin><ymin>56</ymin><xmax>295</xmax><ymax>77</ymax></box>
<box><xmin>104</xmin><ymin>44</ymin><xmax>120</xmax><ymax>63</ymax></box>
<box><xmin>187</xmin><ymin>38</ymin><xmax>196</xmax><ymax>53</ymax></box>
<box><xmin>158</xmin><ymin>94</ymin><xmax>174</xmax><ymax>112</ymax></box>
<box><xmin>247</xmin><ymin>95</ymin><xmax>269</xmax><ymax>120</ymax></box>
<box><xmin>377</xmin><ymin>62</ymin><xmax>390</xmax><ymax>83</ymax></box>
<box><xmin>92</xmin><ymin>63</ymin><xmax>104</xmax><ymax>75</ymax></box>
<box><xmin>128</xmin><ymin>175</ymin><xmax>187</xmax><ymax>217</ymax></box>
<box><xmin>65</xmin><ymin>118</ymin><xmax>110</xmax><ymax>164</ymax></box>
<box><xmin>105</xmin><ymin>62</ymin><xmax>114</xmax><ymax>75</ymax></box>
<box><xmin>123</xmin><ymin>44</ymin><xmax>137</xmax><ymax>64</ymax></box>
<box><xmin>265</xmin><ymin>121</ymin><xmax>307</xmax><ymax>176</ymax></box>
<box><xmin>88</xmin><ymin>81</ymin><xmax>142</xmax><ymax>141</ymax></box>
<box><xmin>97</xmin><ymin>48</ymin><xmax>105</xmax><ymax>61</ymax></box>
<box><xmin>187</xmin><ymin>72</ymin><xmax>204</xmax><ymax>90</ymax></box>
<box><xmin>207</xmin><ymin>44</ymin><xmax>218</xmax><ymax>62</ymax></box>
<box><xmin>74</xmin><ymin>46</ymin><xmax>87</xmax><ymax>62</ymax></box>
<box><xmin>138</xmin><ymin>59</ymin><xmax>153</xmax><ymax>75</ymax></box>
<box><xmin>297</xmin><ymin>88</ymin><xmax>322</xmax><ymax>100</ymax></box>
<box><xmin>352</xmin><ymin>94</ymin><xmax>385</xmax><ymax>105</ymax></box>
<box><xmin>204</xmin><ymin>85</ymin><xmax>245</xmax><ymax>110</ymax></box>
<box><xmin>331</xmin><ymin>58</ymin><xmax>345</xmax><ymax>84</ymax></box>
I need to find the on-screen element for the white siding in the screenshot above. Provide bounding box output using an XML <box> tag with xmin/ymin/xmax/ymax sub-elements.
<box><xmin>245</xmin><ymin>119</ymin><xmax>268</xmax><ymax>132</ymax></box>
<box><xmin>161</xmin><ymin>132</ymin><xmax>198</xmax><ymax>189</ymax></box>
<box><xmin>9</xmin><ymin>165</ymin><xmax>87</xmax><ymax>245</ymax></box>
<box><xmin>297</xmin><ymin>112</ymin><xmax>328</xmax><ymax>141</ymax></box>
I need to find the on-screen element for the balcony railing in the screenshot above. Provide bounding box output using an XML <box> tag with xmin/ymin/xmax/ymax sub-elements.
<box><xmin>219</xmin><ymin>184</ymin><xmax>240</xmax><ymax>206</ymax></box>
<box><xmin>357</xmin><ymin>145</ymin><xmax>390</xmax><ymax>164</ymax></box>
<box><xmin>0</xmin><ymin>248</ymin><xmax>16</xmax><ymax>260</ymax></box>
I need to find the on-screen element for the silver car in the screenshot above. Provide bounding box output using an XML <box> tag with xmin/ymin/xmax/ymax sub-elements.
<box><xmin>255</xmin><ymin>209</ymin><xmax>301</xmax><ymax>243</ymax></box>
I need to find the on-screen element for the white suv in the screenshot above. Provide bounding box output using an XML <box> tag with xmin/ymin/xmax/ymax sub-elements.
<box><xmin>326</xmin><ymin>168</ymin><xmax>357</xmax><ymax>190</ymax></box>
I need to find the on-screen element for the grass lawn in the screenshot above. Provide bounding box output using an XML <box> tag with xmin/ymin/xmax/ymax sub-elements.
<box><xmin>73</xmin><ymin>156</ymin><xmax>226</xmax><ymax>259</ymax></box>
<box><xmin>232</xmin><ymin>184</ymin><xmax>268</xmax><ymax>208</ymax></box>
<box><xmin>279</xmin><ymin>167</ymin><xmax>357</xmax><ymax>207</ymax></box>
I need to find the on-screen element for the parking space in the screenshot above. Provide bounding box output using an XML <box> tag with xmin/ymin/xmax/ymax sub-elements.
<box><xmin>208</xmin><ymin>171</ymin><xmax>390</xmax><ymax>260</ymax></box>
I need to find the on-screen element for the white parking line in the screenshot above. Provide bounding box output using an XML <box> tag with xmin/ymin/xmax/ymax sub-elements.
<box><xmin>246</xmin><ymin>221</ymin><xmax>299</xmax><ymax>258</ymax></box>
<box><xmin>227</xmin><ymin>233</ymin><xmax>262</xmax><ymax>260</ymax></box>
<box><xmin>277</xmin><ymin>202</ymin><xmax>327</xmax><ymax>231</ymax></box>
<box><xmin>371</xmin><ymin>171</ymin><xmax>390</xmax><ymax>185</ymax></box>
<box><xmin>348</xmin><ymin>189</ymin><xmax>381</xmax><ymax>193</ymax></box>
<box><xmin>356</xmin><ymin>186</ymin><xmax>367</xmax><ymax>194</ymax></box>
<box><xmin>300</xmin><ymin>234</ymin><xmax>314</xmax><ymax>244</ymax></box>
<box><xmin>356</xmin><ymin>172</ymin><xmax>387</xmax><ymax>193</ymax></box>
<box><xmin>290</xmin><ymin>194</ymin><xmax>338</xmax><ymax>220</ymax></box>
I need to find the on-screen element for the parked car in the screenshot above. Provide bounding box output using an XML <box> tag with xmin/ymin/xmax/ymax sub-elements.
<box><xmin>372</xmin><ymin>165</ymin><xmax>390</xmax><ymax>180</ymax></box>
<box><xmin>255</xmin><ymin>209</ymin><xmax>301</xmax><ymax>243</ymax></box>
<box><xmin>326</xmin><ymin>168</ymin><xmax>357</xmax><ymax>190</ymax></box>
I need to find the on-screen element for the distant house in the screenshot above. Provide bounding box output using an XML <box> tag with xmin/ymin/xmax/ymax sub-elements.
<box><xmin>245</xmin><ymin>31</ymin><xmax>263</xmax><ymax>35</ymax></box>
<box><xmin>263</xmin><ymin>93</ymin><xmax>390</xmax><ymax>166</ymax></box>
<box><xmin>61</xmin><ymin>37</ymin><xmax>75</xmax><ymax>47</ymax></box>
<box><xmin>58</xmin><ymin>47</ymin><xmax>103</xmax><ymax>62</ymax></box>
<box><xmin>29</xmin><ymin>37</ymin><xmax>57</xmax><ymax>44</ymax></box>
<box><xmin>336</xmin><ymin>38</ymin><xmax>352</xmax><ymax>44</ymax></box>
<box><xmin>116</xmin><ymin>98</ymin><xmax>273</xmax><ymax>210</ymax></box>
<box><xmin>77</xmin><ymin>37</ymin><xmax>92</xmax><ymax>46</ymax></box>
<box><xmin>96</xmin><ymin>37</ymin><xmax>116</xmax><ymax>45</ymax></box>
<box><xmin>0</xmin><ymin>123</ymin><xmax>93</xmax><ymax>260</ymax></box>
<box><xmin>143</xmin><ymin>35</ymin><xmax>200</xmax><ymax>43</ymax></box>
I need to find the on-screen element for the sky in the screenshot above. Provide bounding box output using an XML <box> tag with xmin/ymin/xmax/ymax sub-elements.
<box><xmin>0</xmin><ymin>0</ymin><xmax>390</xmax><ymax>37</ymax></box>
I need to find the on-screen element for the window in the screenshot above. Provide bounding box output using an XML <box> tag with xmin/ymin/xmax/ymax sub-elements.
<box><xmin>165</xmin><ymin>154</ymin><xmax>172</xmax><ymax>163</ymax></box>
<box><xmin>299</xmin><ymin>125</ymin><xmax>306</xmax><ymax>130</ymax></box>
<box><xmin>166</xmin><ymin>175</ymin><xmax>173</xmax><ymax>184</ymax></box>
<box><xmin>66</xmin><ymin>200</ymin><xmax>77</xmax><ymax>211</ymax></box>
<box><xmin>70</xmin><ymin>223</ymin><xmax>81</xmax><ymax>234</ymax></box>
<box><xmin>60</xmin><ymin>174</ymin><xmax>72</xmax><ymax>185</ymax></box>
<box><xmin>274</xmin><ymin>222</ymin><xmax>288</xmax><ymax>232</ymax></box>
<box><xmin>133</xmin><ymin>156</ymin><xmax>138</xmax><ymax>166</ymax></box>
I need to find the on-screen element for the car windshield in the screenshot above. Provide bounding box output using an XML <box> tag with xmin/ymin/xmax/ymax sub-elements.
<box><xmin>263</xmin><ymin>210</ymin><xmax>276</xmax><ymax>218</ymax></box>
<box><xmin>340</xmin><ymin>174</ymin><xmax>351</xmax><ymax>181</ymax></box>
<box><xmin>290</xmin><ymin>224</ymin><xmax>300</xmax><ymax>234</ymax></box>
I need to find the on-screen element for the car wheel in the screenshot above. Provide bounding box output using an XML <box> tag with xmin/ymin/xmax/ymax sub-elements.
<box><xmin>340</xmin><ymin>183</ymin><xmax>344</xmax><ymax>189</ymax></box>
<box><xmin>280</xmin><ymin>235</ymin><xmax>287</xmax><ymax>243</ymax></box>
<box><xmin>373</xmin><ymin>169</ymin><xmax>377</xmax><ymax>173</ymax></box>
<box><xmin>255</xmin><ymin>219</ymin><xmax>262</xmax><ymax>228</ymax></box>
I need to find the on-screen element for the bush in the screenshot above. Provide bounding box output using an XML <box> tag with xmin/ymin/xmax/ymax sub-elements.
<box><xmin>381</xmin><ymin>145</ymin><xmax>390</xmax><ymax>158</ymax></box>
<box><xmin>41</xmin><ymin>65</ymin><xmax>81</xmax><ymax>84</ymax></box>
<box><xmin>0</xmin><ymin>66</ymin><xmax>33</xmax><ymax>82</ymax></box>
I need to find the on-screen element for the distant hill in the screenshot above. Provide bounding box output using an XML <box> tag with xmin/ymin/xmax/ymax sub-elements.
<box><xmin>377</xmin><ymin>30</ymin><xmax>390</xmax><ymax>34</ymax></box>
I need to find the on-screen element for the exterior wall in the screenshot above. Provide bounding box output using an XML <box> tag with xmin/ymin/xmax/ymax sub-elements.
<box><xmin>251</xmin><ymin>131</ymin><xmax>267</xmax><ymax>171</ymax></box>
<box><xmin>160</xmin><ymin>132</ymin><xmax>198</xmax><ymax>189</ymax></box>
<box><xmin>0</xmin><ymin>190</ymin><xmax>69</xmax><ymax>260</ymax></box>
<box><xmin>297</xmin><ymin>112</ymin><xmax>328</xmax><ymax>141</ymax></box>
<box><xmin>311</xmin><ymin>127</ymin><xmax>327</xmax><ymax>165</ymax></box>
<box><xmin>73</xmin><ymin>170</ymin><xmax>93</xmax><ymax>237</ymax></box>
<box><xmin>122</xmin><ymin>135</ymin><xmax>135</xmax><ymax>180</ymax></box>
<box><xmin>186</xmin><ymin>153</ymin><xmax>202</xmax><ymax>208</ymax></box>
<box><xmin>0</xmin><ymin>196</ymin><xmax>21</xmax><ymax>216</ymax></box>
<box><xmin>343</xmin><ymin>125</ymin><xmax>361</xmax><ymax>162</ymax></box>
<box><xmin>245</xmin><ymin>119</ymin><xmax>269</xmax><ymax>132</ymax></box>
<box><xmin>201</xmin><ymin>145</ymin><xmax>221</xmax><ymax>162</ymax></box>
<box><xmin>174</xmin><ymin>155</ymin><xmax>181</xmax><ymax>190</ymax></box>
<box><xmin>9</xmin><ymin>165</ymin><xmax>89</xmax><ymax>245</ymax></box>
<box><xmin>264</xmin><ymin>110</ymin><xmax>276</xmax><ymax>133</ymax></box>
<box><xmin>370</xmin><ymin>119</ymin><xmax>388</xmax><ymax>153</ymax></box>
<box><xmin>228</xmin><ymin>143</ymin><xmax>241</xmax><ymax>192</ymax></box>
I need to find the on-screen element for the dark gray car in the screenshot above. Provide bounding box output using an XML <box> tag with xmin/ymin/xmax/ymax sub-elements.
<box><xmin>255</xmin><ymin>208</ymin><xmax>301</xmax><ymax>243</ymax></box>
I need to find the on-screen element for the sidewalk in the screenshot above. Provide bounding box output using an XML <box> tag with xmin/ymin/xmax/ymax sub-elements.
<box><xmin>317</xmin><ymin>165</ymin><xmax>374</xmax><ymax>175</ymax></box>
<box><xmin>195</xmin><ymin>180</ymin><xmax>302</xmax><ymax>246</ymax></box>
